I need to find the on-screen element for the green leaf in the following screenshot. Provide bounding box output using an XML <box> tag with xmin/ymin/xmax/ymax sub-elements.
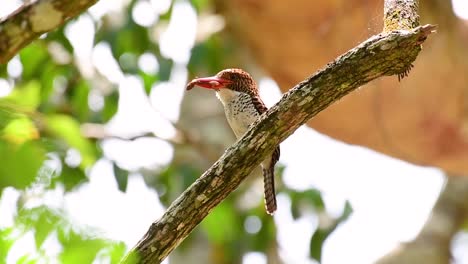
<box><xmin>113</xmin><ymin>163</ymin><xmax>128</xmax><ymax>192</ymax></box>
<box><xmin>33</xmin><ymin>208</ymin><xmax>62</xmax><ymax>249</ymax></box>
<box><xmin>309</xmin><ymin>228</ymin><xmax>328</xmax><ymax>263</ymax></box>
<box><xmin>0</xmin><ymin>140</ymin><xmax>46</xmax><ymax>189</ymax></box>
<box><xmin>2</xmin><ymin>81</ymin><xmax>41</xmax><ymax>110</ymax></box>
<box><xmin>107</xmin><ymin>242</ymin><xmax>128</xmax><ymax>264</ymax></box>
<box><xmin>113</xmin><ymin>25</ymin><xmax>151</xmax><ymax>58</ymax></box>
<box><xmin>61</xmin><ymin>241</ymin><xmax>104</xmax><ymax>264</ymax></box>
<box><xmin>70</xmin><ymin>80</ymin><xmax>90</xmax><ymax>121</ymax></box>
<box><xmin>58</xmin><ymin>229</ymin><xmax>107</xmax><ymax>264</ymax></box>
<box><xmin>120</xmin><ymin>252</ymin><xmax>139</xmax><ymax>264</ymax></box>
<box><xmin>339</xmin><ymin>201</ymin><xmax>353</xmax><ymax>222</ymax></box>
<box><xmin>302</xmin><ymin>189</ymin><xmax>325</xmax><ymax>211</ymax></box>
<box><xmin>201</xmin><ymin>202</ymin><xmax>238</xmax><ymax>243</ymax></box>
<box><xmin>154</xmin><ymin>164</ymin><xmax>203</xmax><ymax>206</ymax></box>
<box><xmin>154</xmin><ymin>165</ymin><xmax>176</xmax><ymax>205</ymax></box>
<box><xmin>16</xmin><ymin>255</ymin><xmax>37</xmax><ymax>264</ymax></box>
<box><xmin>157</xmin><ymin>57</ymin><xmax>173</xmax><ymax>82</ymax></box>
<box><xmin>290</xmin><ymin>198</ymin><xmax>301</xmax><ymax>220</ymax></box>
<box><xmin>248</xmin><ymin>213</ymin><xmax>277</xmax><ymax>252</ymax></box>
<box><xmin>309</xmin><ymin>201</ymin><xmax>353</xmax><ymax>262</ymax></box>
<box><xmin>139</xmin><ymin>70</ymin><xmax>158</xmax><ymax>94</ymax></box>
<box><xmin>102</xmin><ymin>91</ymin><xmax>118</xmax><ymax>122</ymax></box>
<box><xmin>0</xmin><ymin>64</ymin><xmax>7</xmax><ymax>78</ymax></box>
<box><xmin>45</xmin><ymin>114</ymin><xmax>96</xmax><ymax>167</ymax></box>
<box><xmin>3</xmin><ymin>117</ymin><xmax>39</xmax><ymax>144</ymax></box>
<box><xmin>0</xmin><ymin>228</ymin><xmax>15</xmax><ymax>262</ymax></box>
<box><xmin>35</xmin><ymin>62</ymin><xmax>55</xmax><ymax>107</ymax></box>
<box><xmin>19</xmin><ymin>42</ymin><xmax>49</xmax><ymax>79</ymax></box>
<box><xmin>39</xmin><ymin>63</ymin><xmax>73</xmax><ymax>108</ymax></box>
<box><xmin>178</xmin><ymin>164</ymin><xmax>200</xmax><ymax>189</ymax></box>
<box><xmin>57</xmin><ymin>165</ymin><xmax>87</xmax><ymax>191</ymax></box>
<box><xmin>14</xmin><ymin>206</ymin><xmax>126</xmax><ymax>263</ymax></box>
<box><xmin>0</xmin><ymin>103</ymin><xmax>24</xmax><ymax>129</ymax></box>
<box><xmin>288</xmin><ymin>188</ymin><xmax>325</xmax><ymax>219</ymax></box>
<box><xmin>189</xmin><ymin>36</ymin><xmax>226</xmax><ymax>74</ymax></box>
<box><xmin>189</xmin><ymin>0</ymin><xmax>209</xmax><ymax>12</ymax></box>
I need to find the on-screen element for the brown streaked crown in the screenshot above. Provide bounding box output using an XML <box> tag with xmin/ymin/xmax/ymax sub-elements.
<box><xmin>216</xmin><ymin>69</ymin><xmax>258</xmax><ymax>96</ymax></box>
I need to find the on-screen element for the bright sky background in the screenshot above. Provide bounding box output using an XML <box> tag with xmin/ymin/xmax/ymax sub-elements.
<box><xmin>0</xmin><ymin>0</ymin><xmax>468</xmax><ymax>263</ymax></box>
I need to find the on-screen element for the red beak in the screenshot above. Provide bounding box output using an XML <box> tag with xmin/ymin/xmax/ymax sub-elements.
<box><xmin>186</xmin><ymin>76</ymin><xmax>232</xmax><ymax>91</ymax></box>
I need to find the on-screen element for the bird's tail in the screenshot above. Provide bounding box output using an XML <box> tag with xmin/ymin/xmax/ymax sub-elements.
<box><xmin>262</xmin><ymin>164</ymin><xmax>277</xmax><ymax>215</ymax></box>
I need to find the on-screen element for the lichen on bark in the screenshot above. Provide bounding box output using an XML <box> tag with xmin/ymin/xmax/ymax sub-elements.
<box><xmin>384</xmin><ymin>0</ymin><xmax>420</xmax><ymax>32</ymax></box>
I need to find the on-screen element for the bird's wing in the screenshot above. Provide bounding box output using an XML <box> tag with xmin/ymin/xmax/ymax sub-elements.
<box><xmin>251</xmin><ymin>95</ymin><xmax>268</xmax><ymax>114</ymax></box>
<box><xmin>251</xmin><ymin>94</ymin><xmax>281</xmax><ymax>164</ymax></box>
<box><xmin>272</xmin><ymin>145</ymin><xmax>280</xmax><ymax>164</ymax></box>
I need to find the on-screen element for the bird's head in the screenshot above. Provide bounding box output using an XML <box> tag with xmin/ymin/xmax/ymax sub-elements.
<box><xmin>186</xmin><ymin>68</ymin><xmax>258</xmax><ymax>96</ymax></box>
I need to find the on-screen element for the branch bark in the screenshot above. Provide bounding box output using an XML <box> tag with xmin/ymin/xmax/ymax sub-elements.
<box><xmin>0</xmin><ymin>0</ymin><xmax>98</xmax><ymax>64</ymax></box>
<box><xmin>384</xmin><ymin>0</ymin><xmax>420</xmax><ymax>32</ymax></box>
<box><xmin>122</xmin><ymin>23</ymin><xmax>436</xmax><ymax>263</ymax></box>
<box><xmin>376</xmin><ymin>176</ymin><xmax>468</xmax><ymax>264</ymax></box>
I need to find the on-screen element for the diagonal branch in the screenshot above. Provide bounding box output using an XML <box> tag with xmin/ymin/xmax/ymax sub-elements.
<box><xmin>122</xmin><ymin>24</ymin><xmax>436</xmax><ymax>263</ymax></box>
<box><xmin>0</xmin><ymin>0</ymin><xmax>99</xmax><ymax>64</ymax></box>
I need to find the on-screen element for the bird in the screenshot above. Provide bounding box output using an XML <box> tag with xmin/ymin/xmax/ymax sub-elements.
<box><xmin>186</xmin><ymin>68</ymin><xmax>280</xmax><ymax>215</ymax></box>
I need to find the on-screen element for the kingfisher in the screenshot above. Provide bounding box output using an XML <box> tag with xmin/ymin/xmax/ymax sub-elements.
<box><xmin>186</xmin><ymin>68</ymin><xmax>280</xmax><ymax>215</ymax></box>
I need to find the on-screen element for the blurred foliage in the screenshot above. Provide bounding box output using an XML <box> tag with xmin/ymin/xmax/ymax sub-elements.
<box><xmin>0</xmin><ymin>205</ymin><xmax>126</xmax><ymax>264</ymax></box>
<box><xmin>310</xmin><ymin>201</ymin><xmax>353</xmax><ymax>262</ymax></box>
<box><xmin>0</xmin><ymin>0</ymin><xmax>352</xmax><ymax>263</ymax></box>
<box><xmin>113</xmin><ymin>162</ymin><xmax>129</xmax><ymax>192</ymax></box>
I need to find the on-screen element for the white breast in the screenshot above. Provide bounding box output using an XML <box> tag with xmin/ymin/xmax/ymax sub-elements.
<box><xmin>216</xmin><ymin>89</ymin><xmax>260</xmax><ymax>138</ymax></box>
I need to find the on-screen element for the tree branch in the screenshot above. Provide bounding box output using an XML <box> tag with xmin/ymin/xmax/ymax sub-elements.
<box><xmin>122</xmin><ymin>23</ymin><xmax>436</xmax><ymax>263</ymax></box>
<box><xmin>384</xmin><ymin>0</ymin><xmax>420</xmax><ymax>32</ymax></box>
<box><xmin>376</xmin><ymin>176</ymin><xmax>468</xmax><ymax>264</ymax></box>
<box><xmin>0</xmin><ymin>0</ymin><xmax>98</xmax><ymax>64</ymax></box>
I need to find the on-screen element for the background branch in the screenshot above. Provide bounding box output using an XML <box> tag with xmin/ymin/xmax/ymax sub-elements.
<box><xmin>122</xmin><ymin>24</ymin><xmax>435</xmax><ymax>263</ymax></box>
<box><xmin>0</xmin><ymin>0</ymin><xmax>98</xmax><ymax>64</ymax></box>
